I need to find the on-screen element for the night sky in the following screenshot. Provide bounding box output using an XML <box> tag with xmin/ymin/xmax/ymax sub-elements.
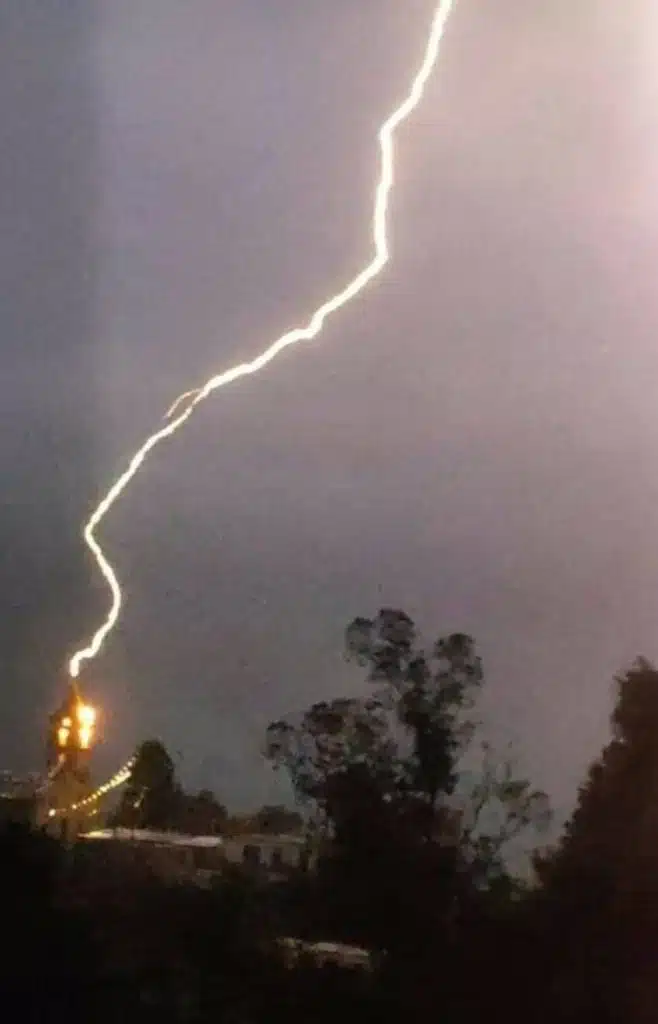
<box><xmin>2</xmin><ymin>1</ymin><xmax>658</xmax><ymax>814</ymax></box>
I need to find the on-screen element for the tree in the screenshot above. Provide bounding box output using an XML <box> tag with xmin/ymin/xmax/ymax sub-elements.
<box><xmin>346</xmin><ymin>611</ymin><xmax>483</xmax><ymax>831</ymax></box>
<box><xmin>266</xmin><ymin>611</ymin><xmax>484</xmax><ymax>835</ymax></box>
<box><xmin>264</xmin><ymin>608</ymin><xmax>551</xmax><ymax>969</ymax></box>
<box><xmin>460</xmin><ymin>741</ymin><xmax>551</xmax><ymax>886</ymax></box>
<box><xmin>549</xmin><ymin>659</ymin><xmax>658</xmax><ymax>881</ymax></box>
<box><xmin>176</xmin><ymin>789</ymin><xmax>227</xmax><ymax>835</ymax></box>
<box><xmin>264</xmin><ymin>680</ymin><xmax>443</xmax><ymax>950</ymax></box>
<box><xmin>534</xmin><ymin>659</ymin><xmax>658</xmax><ymax>1021</ymax></box>
<box><xmin>267</xmin><ymin>610</ymin><xmax>547</xmax><ymax>862</ymax></box>
<box><xmin>347</xmin><ymin>611</ymin><xmax>549</xmax><ymax>865</ymax></box>
<box><xmin>111</xmin><ymin>739</ymin><xmax>179</xmax><ymax>830</ymax></box>
<box><xmin>265</xmin><ymin>694</ymin><xmax>398</xmax><ymax>826</ymax></box>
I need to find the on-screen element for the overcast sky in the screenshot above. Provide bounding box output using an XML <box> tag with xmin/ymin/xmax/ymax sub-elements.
<box><xmin>2</xmin><ymin>1</ymin><xmax>658</xmax><ymax>814</ymax></box>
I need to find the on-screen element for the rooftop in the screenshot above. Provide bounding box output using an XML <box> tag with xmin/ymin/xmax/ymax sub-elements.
<box><xmin>81</xmin><ymin>828</ymin><xmax>224</xmax><ymax>848</ymax></box>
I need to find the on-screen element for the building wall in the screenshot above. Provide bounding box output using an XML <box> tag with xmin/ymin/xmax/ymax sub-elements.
<box><xmin>222</xmin><ymin>833</ymin><xmax>308</xmax><ymax>872</ymax></box>
<box><xmin>77</xmin><ymin>829</ymin><xmax>310</xmax><ymax>884</ymax></box>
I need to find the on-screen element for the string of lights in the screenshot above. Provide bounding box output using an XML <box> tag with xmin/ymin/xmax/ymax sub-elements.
<box><xmin>35</xmin><ymin>755</ymin><xmax>66</xmax><ymax>794</ymax></box>
<box><xmin>48</xmin><ymin>757</ymin><xmax>135</xmax><ymax>818</ymax></box>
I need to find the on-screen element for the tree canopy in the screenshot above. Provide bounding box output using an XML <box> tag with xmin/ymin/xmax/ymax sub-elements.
<box><xmin>265</xmin><ymin>607</ymin><xmax>549</xmax><ymax>954</ymax></box>
<box><xmin>266</xmin><ymin>610</ymin><xmax>546</xmax><ymax>854</ymax></box>
<box><xmin>111</xmin><ymin>739</ymin><xmax>178</xmax><ymax>830</ymax></box>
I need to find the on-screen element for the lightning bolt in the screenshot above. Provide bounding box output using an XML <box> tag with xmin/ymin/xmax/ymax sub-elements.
<box><xmin>68</xmin><ymin>0</ymin><xmax>456</xmax><ymax>681</ymax></box>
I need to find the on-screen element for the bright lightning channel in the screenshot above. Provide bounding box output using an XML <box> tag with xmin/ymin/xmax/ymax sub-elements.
<box><xmin>68</xmin><ymin>0</ymin><xmax>456</xmax><ymax>681</ymax></box>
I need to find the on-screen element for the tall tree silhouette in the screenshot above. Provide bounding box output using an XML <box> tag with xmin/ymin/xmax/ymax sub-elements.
<box><xmin>265</xmin><ymin>609</ymin><xmax>549</xmax><ymax>964</ymax></box>
<box><xmin>539</xmin><ymin>658</ymin><xmax>658</xmax><ymax>1022</ymax></box>
<box><xmin>112</xmin><ymin>739</ymin><xmax>179</xmax><ymax>830</ymax></box>
<box><xmin>346</xmin><ymin>611</ymin><xmax>483</xmax><ymax>829</ymax></box>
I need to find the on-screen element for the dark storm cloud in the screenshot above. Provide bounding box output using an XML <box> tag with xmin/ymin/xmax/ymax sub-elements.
<box><xmin>3</xmin><ymin>1</ymin><xmax>658</xmax><ymax>814</ymax></box>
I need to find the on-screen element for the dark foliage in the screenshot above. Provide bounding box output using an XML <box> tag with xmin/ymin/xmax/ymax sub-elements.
<box><xmin>9</xmin><ymin>618</ymin><xmax>656</xmax><ymax>1021</ymax></box>
<box><xmin>110</xmin><ymin>739</ymin><xmax>228</xmax><ymax>835</ymax></box>
<box><xmin>536</xmin><ymin>658</ymin><xmax>658</xmax><ymax>1022</ymax></box>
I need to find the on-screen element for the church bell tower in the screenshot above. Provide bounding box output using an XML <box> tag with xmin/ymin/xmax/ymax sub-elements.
<box><xmin>45</xmin><ymin>682</ymin><xmax>97</xmax><ymax>839</ymax></box>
